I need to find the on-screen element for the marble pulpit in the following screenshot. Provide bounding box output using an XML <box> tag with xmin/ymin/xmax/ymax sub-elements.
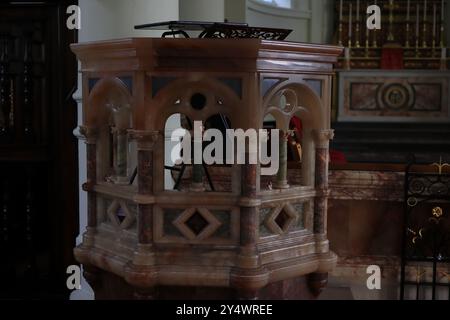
<box><xmin>71</xmin><ymin>34</ymin><xmax>342</xmax><ymax>300</ymax></box>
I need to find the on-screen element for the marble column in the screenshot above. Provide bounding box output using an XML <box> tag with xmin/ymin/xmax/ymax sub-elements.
<box><xmin>233</xmin><ymin>152</ymin><xmax>261</xmax><ymax>300</ymax></box>
<box><xmin>274</xmin><ymin>131</ymin><xmax>290</xmax><ymax>189</ymax></box>
<box><xmin>109</xmin><ymin>126</ymin><xmax>130</xmax><ymax>185</ymax></box>
<box><xmin>78</xmin><ymin>126</ymin><xmax>98</xmax><ymax>241</ymax></box>
<box><xmin>239</xmin><ymin>158</ymin><xmax>258</xmax><ymax>264</ymax></box>
<box><xmin>127</xmin><ymin>130</ymin><xmax>160</xmax><ymax>299</ymax></box>
<box><xmin>312</xmin><ymin>129</ymin><xmax>334</xmax><ymax>235</ymax></box>
<box><xmin>129</xmin><ymin>130</ymin><xmax>159</xmax><ymax>250</ymax></box>
<box><xmin>309</xmin><ymin>129</ymin><xmax>334</xmax><ymax>297</ymax></box>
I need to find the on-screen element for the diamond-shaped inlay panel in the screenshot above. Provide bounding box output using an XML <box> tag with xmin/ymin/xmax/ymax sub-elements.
<box><xmin>264</xmin><ymin>203</ymin><xmax>298</xmax><ymax>235</ymax></box>
<box><xmin>116</xmin><ymin>207</ymin><xmax>126</xmax><ymax>223</ymax></box>
<box><xmin>173</xmin><ymin>207</ymin><xmax>222</xmax><ymax>240</ymax></box>
<box><xmin>274</xmin><ymin>210</ymin><xmax>291</xmax><ymax>231</ymax></box>
<box><xmin>186</xmin><ymin>211</ymin><xmax>209</xmax><ymax>235</ymax></box>
<box><xmin>107</xmin><ymin>199</ymin><xmax>136</xmax><ymax>230</ymax></box>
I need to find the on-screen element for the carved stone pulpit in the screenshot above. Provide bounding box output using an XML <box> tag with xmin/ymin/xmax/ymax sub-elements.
<box><xmin>71</xmin><ymin>34</ymin><xmax>342</xmax><ymax>299</ymax></box>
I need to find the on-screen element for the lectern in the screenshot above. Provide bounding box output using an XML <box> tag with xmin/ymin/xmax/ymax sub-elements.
<box><xmin>71</xmin><ymin>23</ymin><xmax>342</xmax><ymax>300</ymax></box>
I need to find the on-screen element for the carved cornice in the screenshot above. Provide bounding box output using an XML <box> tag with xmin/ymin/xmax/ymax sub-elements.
<box><xmin>128</xmin><ymin>130</ymin><xmax>160</xmax><ymax>150</ymax></box>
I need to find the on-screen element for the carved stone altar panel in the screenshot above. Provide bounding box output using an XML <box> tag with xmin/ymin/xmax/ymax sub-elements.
<box><xmin>338</xmin><ymin>70</ymin><xmax>450</xmax><ymax>122</ymax></box>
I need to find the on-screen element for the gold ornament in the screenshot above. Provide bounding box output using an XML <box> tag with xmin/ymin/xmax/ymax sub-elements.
<box><xmin>432</xmin><ymin>206</ymin><xmax>443</xmax><ymax>218</ymax></box>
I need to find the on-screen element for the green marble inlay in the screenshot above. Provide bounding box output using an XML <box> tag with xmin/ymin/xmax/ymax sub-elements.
<box><xmin>259</xmin><ymin>207</ymin><xmax>273</xmax><ymax>237</ymax></box>
<box><xmin>293</xmin><ymin>202</ymin><xmax>305</xmax><ymax>230</ymax></box>
<box><xmin>127</xmin><ymin>202</ymin><xmax>138</xmax><ymax>230</ymax></box>
<box><xmin>163</xmin><ymin>209</ymin><xmax>185</xmax><ymax>237</ymax></box>
<box><xmin>211</xmin><ymin>210</ymin><xmax>231</xmax><ymax>238</ymax></box>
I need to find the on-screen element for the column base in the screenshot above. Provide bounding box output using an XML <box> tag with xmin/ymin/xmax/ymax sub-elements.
<box><xmin>190</xmin><ymin>182</ymin><xmax>205</xmax><ymax>192</ymax></box>
<box><xmin>274</xmin><ymin>181</ymin><xmax>290</xmax><ymax>190</ymax></box>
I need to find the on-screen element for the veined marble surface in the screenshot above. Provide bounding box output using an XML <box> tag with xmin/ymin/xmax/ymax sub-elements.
<box><xmin>329</xmin><ymin>170</ymin><xmax>404</xmax><ymax>202</ymax></box>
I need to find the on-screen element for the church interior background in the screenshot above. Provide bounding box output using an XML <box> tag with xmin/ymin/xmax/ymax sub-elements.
<box><xmin>0</xmin><ymin>0</ymin><xmax>449</xmax><ymax>300</ymax></box>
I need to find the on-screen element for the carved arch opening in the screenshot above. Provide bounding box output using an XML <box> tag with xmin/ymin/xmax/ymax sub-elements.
<box><xmin>148</xmin><ymin>77</ymin><xmax>242</xmax><ymax>132</ymax></box>
<box><xmin>150</xmin><ymin>77</ymin><xmax>242</xmax><ymax>194</ymax></box>
<box><xmin>87</xmin><ymin>77</ymin><xmax>135</xmax><ymax>185</ymax></box>
<box><xmin>262</xmin><ymin>81</ymin><xmax>326</xmax><ymax>188</ymax></box>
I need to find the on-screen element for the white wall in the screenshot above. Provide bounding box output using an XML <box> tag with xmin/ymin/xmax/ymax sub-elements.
<box><xmin>79</xmin><ymin>0</ymin><xmax>179</xmax><ymax>41</ymax></box>
<box><xmin>177</xmin><ymin>0</ymin><xmax>335</xmax><ymax>43</ymax></box>
<box><xmin>78</xmin><ymin>0</ymin><xmax>117</xmax><ymax>41</ymax></box>
<box><xmin>178</xmin><ymin>0</ymin><xmax>247</xmax><ymax>23</ymax></box>
<box><xmin>247</xmin><ymin>0</ymin><xmax>310</xmax><ymax>42</ymax></box>
<box><xmin>225</xmin><ymin>0</ymin><xmax>247</xmax><ymax>22</ymax></box>
<box><xmin>246</xmin><ymin>0</ymin><xmax>334</xmax><ymax>43</ymax></box>
<box><xmin>114</xmin><ymin>0</ymin><xmax>179</xmax><ymax>38</ymax></box>
<box><xmin>180</xmin><ymin>0</ymin><xmax>225</xmax><ymax>22</ymax></box>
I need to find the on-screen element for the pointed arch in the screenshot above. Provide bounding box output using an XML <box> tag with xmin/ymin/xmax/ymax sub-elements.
<box><xmin>86</xmin><ymin>77</ymin><xmax>132</xmax><ymax>128</ymax></box>
<box><xmin>262</xmin><ymin>80</ymin><xmax>325</xmax><ymax>131</ymax></box>
<box><xmin>86</xmin><ymin>77</ymin><xmax>133</xmax><ymax>184</ymax></box>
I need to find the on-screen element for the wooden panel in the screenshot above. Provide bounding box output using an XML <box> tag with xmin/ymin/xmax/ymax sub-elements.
<box><xmin>0</xmin><ymin>2</ymin><xmax>78</xmax><ymax>298</ymax></box>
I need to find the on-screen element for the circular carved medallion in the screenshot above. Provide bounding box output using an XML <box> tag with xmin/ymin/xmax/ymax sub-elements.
<box><xmin>377</xmin><ymin>82</ymin><xmax>414</xmax><ymax>111</ymax></box>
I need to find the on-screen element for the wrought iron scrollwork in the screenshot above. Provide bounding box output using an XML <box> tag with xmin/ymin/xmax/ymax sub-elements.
<box><xmin>135</xmin><ymin>21</ymin><xmax>292</xmax><ymax>40</ymax></box>
<box><xmin>400</xmin><ymin>158</ymin><xmax>450</xmax><ymax>300</ymax></box>
<box><xmin>198</xmin><ymin>25</ymin><xmax>291</xmax><ymax>40</ymax></box>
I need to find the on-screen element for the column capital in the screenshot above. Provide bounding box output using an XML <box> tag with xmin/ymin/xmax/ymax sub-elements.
<box><xmin>110</xmin><ymin>126</ymin><xmax>128</xmax><ymax>135</ymax></box>
<box><xmin>77</xmin><ymin>126</ymin><xmax>98</xmax><ymax>144</ymax></box>
<box><xmin>313</xmin><ymin>129</ymin><xmax>334</xmax><ymax>148</ymax></box>
<box><xmin>129</xmin><ymin>130</ymin><xmax>160</xmax><ymax>150</ymax></box>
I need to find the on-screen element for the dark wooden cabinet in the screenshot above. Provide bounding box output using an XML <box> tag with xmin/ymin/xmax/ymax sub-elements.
<box><xmin>0</xmin><ymin>1</ymin><xmax>78</xmax><ymax>298</ymax></box>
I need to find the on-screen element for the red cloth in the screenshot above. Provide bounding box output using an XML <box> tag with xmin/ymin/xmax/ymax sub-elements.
<box><xmin>289</xmin><ymin>116</ymin><xmax>303</xmax><ymax>140</ymax></box>
<box><xmin>381</xmin><ymin>47</ymin><xmax>404</xmax><ymax>69</ymax></box>
<box><xmin>330</xmin><ymin>149</ymin><xmax>347</xmax><ymax>164</ymax></box>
